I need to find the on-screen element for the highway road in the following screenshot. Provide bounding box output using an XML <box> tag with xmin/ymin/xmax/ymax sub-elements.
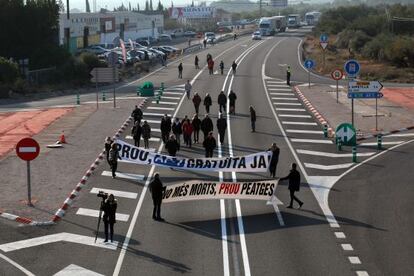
<box><xmin>0</xmin><ymin>28</ymin><xmax>413</xmax><ymax>276</ymax></box>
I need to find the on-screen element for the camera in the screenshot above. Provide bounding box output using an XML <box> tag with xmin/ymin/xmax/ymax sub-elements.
<box><xmin>97</xmin><ymin>191</ymin><xmax>108</xmax><ymax>200</ymax></box>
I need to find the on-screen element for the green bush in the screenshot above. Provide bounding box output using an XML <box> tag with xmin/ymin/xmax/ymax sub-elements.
<box><xmin>79</xmin><ymin>53</ymin><xmax>106</xmax><ymax>71</ymax></box>
<box><xmin>384</xmin><ymin>37</ymin><xmax>414</xmax><ymax>67</ymax></box>
<box><xmin>0</xmin><ymin>57</ymin><xmax>19</xmax><ymax>83</ymax></box>
<box><xmin>349</xmin><ymin>30</ymin><xmax>371</xmax><ymax>52</ymax></box>
<box><xmin>335</xmin><ymin>29</ymin><xmax>356</xmax><ymax>48</ymax></box>
<box><xmin>349</xmin><ymin>15</ymin><xmax>387</xmax><ymax>37</ymax></box>
<box><xmin>362</xmin><ymin>34</ymin><xmax>393</xmax><ymax>60</ymax></box>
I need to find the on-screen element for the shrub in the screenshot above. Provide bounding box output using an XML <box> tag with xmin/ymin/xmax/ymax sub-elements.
<box><xmin>0</xmin><ymin>57</ymin><xmax>19</xmax><ymax>83</ymax></box>
<box><xmin>362</xmin><ymin>34</ymin><xmax>393</xmax><ymax>61</ymax></box>
<box><xmin>384</xmin><ymin>37</ymin><xmax>414</xmax><ymax>67</ymax></box>
<box><xmin>349</xmin><ymin>30</ymin><xmax>371</xmax><ymax>52</ymax></box>
<box><xmin>79</xmin><ymin>53</ymin><xmax>105</xmax><ymax>71</ymax></box>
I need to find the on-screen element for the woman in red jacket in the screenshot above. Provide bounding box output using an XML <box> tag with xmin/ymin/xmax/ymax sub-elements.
<box><xmin>182</xmin><ymin>118</ymin><xmax>194</xmax><ymax>148</ymax></box>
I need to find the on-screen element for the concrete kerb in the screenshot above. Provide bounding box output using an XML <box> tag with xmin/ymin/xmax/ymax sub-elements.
<box><xmin>0</xmin><ymin>98</ymin><xmax>148</xmax><ymax>226</ymax></box>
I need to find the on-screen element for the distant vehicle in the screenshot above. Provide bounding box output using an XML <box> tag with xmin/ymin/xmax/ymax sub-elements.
<box><xmin>148</xmin><ymin>48</ymin><xmax>166</xmax><ymax>58</ymax></box>
<box><xmin>161</xmin><ymin>45</ymin><xmax>179</xmax><ymax>53</ymax></box>
<box><xmin>79</xmin><ymin>45</ymin><xmax>110</xmax><ymax>55</ymax></box>
<box><xmin>183</xmin><ymin>31</ymin><xmax>197</xmax><ymax>37</ymax></box>
<box><xmin>204</xmin><ymin>32</ymin><xmax>216</xmax><ymax>43</ymax></box>
<box><xmin>252</xmin><ymin>31</ymin><xmax>262</xmax><ymax>40</ymax></box>
<box><xmin>170</xmin><ymin>29</ymin><xmax>184</xmax><ymax>38</ymax></box>
<box><xmin>288</xmin><ymin>14</ymin><xmax>301</xmax><ymax>28</ymax></box>
<box><xmin>135</xmin><ymin>38</ymin><xmax>150</xmax><ymax>47</ymax></box>
<box><xmin>259</xmin><ymin>16</ymin><xmax>287</xmax><ymax>36</ymax></box>
<box><xmin>152</xmin><ymin>46</ymin><xmax>172</xmax><ymax>54</ymax></box>
<box><xmin>159</xmin><ymin>34</ymin><xmax>172</xmax><ymax>42</ymax></box>
<box><xmin>305</xmin><ymin>11</ymin><xmax>321</xmax><ymax>26</ymax></box>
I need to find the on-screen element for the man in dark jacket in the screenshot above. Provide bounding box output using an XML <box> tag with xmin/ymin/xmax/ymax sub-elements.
<box><xmin>201</xmin><ymin>114</ymin><xmax>214</xmax><ymax>140</ymax></box>
<box><xmin>228</xmin><ymin>90</ymin><xmax>237</xmax><ymax>114</ymax></box>
<box><xmin>192</xmin><ymin>92</ymin><xmax>202</xmax><ymax>114</ymax></box>
<box><xmin>268</xmin><ymin>143</ymin><xmax>280</xmax><ymax>178</ymax></box>
<box><xmin>178</xmin><ymin>63</ymin><xmax>183</xmax><ymax>79</ymax></box>
<box><xmin>203</xmin><ymin>131</ymin><xmax>216</xmax><ymax>158</ymax></box>
<box><xmin>101</xmin><ymin>194</ymin><xmax>117</xmax><ymax>242</ymax></box>
<box><xmin>172</xmin><ymin>118</ymin><xmax>182</xmax><ymax>149</ymax></box>
<box><xmin>149</xmin><ymin>173</ymin><xmax>166</xmax><ymax>221</ymax></box>
<box><xmin>216</xmin><ymin>114</ymin><xmax>227</xmax><ymax>144</ymax></box>
<box><xmin>142</xmin><ymin>121</ymin><xmax>151</xmax><ymax>149</ymax></box>
<box><xmin>231</xmin><ymin>61</ymin><xmax>237</xmax><ymax>74</ymax></box>
<box><xmin>195</xmin><ymin>55</ymin><xmax>199</xmax><ymax>69</ymax></box>
<box><xmin>204</xmin><ymin>93</ymin><xmax>212</xmax><ymax>113</ymax></box>
<box><xmin>131</xmin><ymin>121</ymin><xmax>142</xmax><ymax>147</ymax></box>
<box><xmin>249</xmin><ymin>106</ymin><xmax>256</xmax><ymax>132</ymax></box>
<box><xmin>280</xmin><ymin>163</ymin><xmax>303</xmax><ymax>209</ymax></box>
<box><xmin>160</xmin><ymin>114</ymin><xmax>172</xmax><ymax>143</ymax></box>
<box><xmin>131</xmin><ymin>105</ymin><xmax>143</xmax><ymax>124</ymax></box>
<box><xmin>165</xmin><ymin>134</ymin><xmax>179</xmax><ymax>157</ymax></box>
<box><xmin>217</xmin><ymin>91</ymin><xmax>227</xmax><ymax>113</ymax></box>
<box><xmin>192</xmin><ymin>114</ymin><xmax>201</xmax><ymax>143</ymax></box>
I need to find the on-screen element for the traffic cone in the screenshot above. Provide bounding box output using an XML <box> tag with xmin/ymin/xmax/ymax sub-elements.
<box><xmin>59</xmin><ymin>131</ymin><xmax>66</xmax><ymax>144</ymax></box>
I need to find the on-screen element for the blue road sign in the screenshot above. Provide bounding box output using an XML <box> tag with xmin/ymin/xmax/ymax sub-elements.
<box><xmin>320</xmin><ymin>34</ymin><xmax>329</xmax><ymax>43</ymax></box>
<box><xmin>347</xmin><ymin>92</ymin><xmax>384</xmax><ymax>99</ymax></box>
<box><xmin>344</xmin><ymin>60</ymin><xmax>360</xmax><ymax>77</ymax></box>
<box><xmin>304</xmin><ymin>59</ymin><xmax>315</xmax><ymax>69</ymax></box>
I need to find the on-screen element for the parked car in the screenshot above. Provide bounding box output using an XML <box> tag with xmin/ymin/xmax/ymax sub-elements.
<box><xmin>78</xmin><ymin>45</ymin><xmax>110</xmax><ymax>55</ymax></box>
<box><xmin>136</xmin><ymin>38</ymin><xmax>150</xmax><ymax>47</ymax></box>
<box><xmin>184</xmin><ymin>31</ymin><xmax>197</xmax><ymax>37</ymax></box>
<box><xmin>148</xmin><ymin>48</ymin><xmax>166</xmax><ymax>58</ymax></box>
<box><xmin>160</xmin><ymin>45</ymin><xmax>179</xmax><ymax>53</ymax></box>
<box><xmin>170</xmin><ymin>29</ymin><xmax>184</xmax><ymax>38</ymax></box>
<box><xmin>204</xmin><ymin>32</ymin><xmax>216</xmax><ymax>41</ymax></box>
<box><xmin>252</xmin><ymin>31</ymin><xmax>262</xmax><ymax>40</ymax></box>
<box><xmin>159</xmin><ymin>34</ymin><xmax>172</xmax><ymax>42</ymax></box>
<box><xmin>152</xmin><ymin>46</ymin><xmax>172</xmax><ymax>55</ymax></box>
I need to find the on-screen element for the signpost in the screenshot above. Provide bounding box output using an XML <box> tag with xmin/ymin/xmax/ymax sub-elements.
<box><xmin>304</xmin><ymin>59</ymin><xmax>315</xmax><ymax>88</ymax></box>
<box><xmin>90</xmin><ymin>66</ymin><xmax>119</xmax><ymax>109</ymax></box>
<box><xmin>319</xmin><ymin>34</ymin><xmax>329</xmax><ymax>68</ymax></box>
<box><xmin>331</xmin><ymin>69</ymin><xmax>343</xmax><ymax>103</ymax></box>
<box><xmin>335</xmin><ymin>123</ymin><xmax>356</xmax><ymax>146</ymax></box>
<box><xmin>16</xmin><ymin>138</ymin><xmax>40</xmax><ymax>206</ymax></box>
<box><xmin>344</xmin><ymin>60</ymin><xmax>361</xmax><ymax>127</ymax></box>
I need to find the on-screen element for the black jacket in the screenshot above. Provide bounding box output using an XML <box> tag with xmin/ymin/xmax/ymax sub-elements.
<box><xmin>268</xmin><ymin>147</ymin><xmax>280</xmax><ymax>165</ymax></box>
<box><xmin>250</xmin><ymin>109</ymin><xmax>256</xmax><ymax>122</ymax></box>
<box><xmin>132</xmin><ymin>124</ymin><xmax>142</xmax><ymax>139</ymax></box>
<box><xmin>165</xmin><ymin>139</ymin><xmax>179</xmax><ymax>156</ymax></box>
<box><xmin>218</xmin><ymin>93</ymin><xmax>227</xmax><ymax>105</ymax></box>
<box><xmin>132</xmin><ymin>108</ymin><xmax>143</xmax><ymax>120</ymax></box>
<box><xmin>172</xmin><ymin>121</ymin><xmax>182</xmax><ymax>135</ymax></box>
<box><xmin>204</xmin><ymin>95</ymin><xmax>212</xmax><ymax>107</ymax></box>
<box><xmin>228</xmin><ymin>92</ymin><xmax>237</xmax><ymax>106</ymax></box>
<box><xmin>178</xmin><ymin>64</ymin><xmax>183</xmax><ymax>71</ymax></box>
<box><xmin>280</xmin><ymin>169</ymin><xmax>301</xmax><ymax>191</ymax></box>
<box><xmin>102</xmin><ymin>199</ymin><xmax>117</xmax><ymax>224</ymax></box>
<box><xmin>192</xmin><ymin>118</ymin><xmax>201</xmax><ymax>130</ymax></box>
<box><xmin>232</xmin><ymin>62</ymin><xmax>237</xmax><ymax>70</ymax></box>
<box><xmin>142</xmin><ymin>123</ymin><xmax>151</xmax><ymax>139</ymax></box>
<box><xmin>201</xmin><ymin>117</ymin><xmax>213</xmax><ymax>133</ymax></box>
<box><xmin>203</xmin><ymin>137</ymin><xmax>217</xmax><ymax>151</ymax></box>
<box><xmin>160</xmin><ymin>117</ymin><xmax>172</xmax><ymax>133</ymax></box>
<box><xmin>217</xmin><ymin>118</ymin><xmax>227</xmax><ymax>132</ymax></box>
<box><xmin>150</xmin><ymin>178</ymin><xmax>165</xmax><ymax>199</ymax></box>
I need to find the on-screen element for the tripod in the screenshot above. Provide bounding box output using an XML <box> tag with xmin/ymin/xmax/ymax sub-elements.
<box><xmin>94</xmin><ymin>199</ymin><xmax>105</xmax><ymax>243</ymax></box>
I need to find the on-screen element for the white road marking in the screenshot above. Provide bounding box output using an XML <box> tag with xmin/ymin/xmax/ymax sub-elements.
<box><xmin>0</xmin><ymin>252</ymin><xmax>35</xmax><ymax>276</ymax></box>
<box><xmin>349</xmin><ymin>257</ymin><xmax>361</xmax><ymax>264</ymax></box>
<box><xmin>18</xmin><ymin>147</ymin><xmax>37</xmax><ymax>153</ymax></box>
<box><xmin>287</xmin><ymin>129</ymin><xmax>323</xmax><ymax>134</ymax></box>
<box><xmin>304</xmin><ymin>163</ymin><xmax>354</xmax><ymax>170</ymax></box>
<box><xmin>147</xmin><ymin>106</ymin><xmax>174</xmax><ymax>111</ymax></box>
<box><xmin>125</xmin><ymin>135</ymin><xmax>160</xmax><ymax>142</ymax></box>
<box><xmin>276</xmin><ymin>108</ymin><xmax>306</xmax><ymax>112</ymax></box>
<box><xmin>279</xmin><ymin>114</ymin><xmax>311</xmax><ymax>118</ymax></box>
<box><xmin>151</xmin><ymin>101</ymin><xmax>177</xmax><ymax>105</ymax></box>
<box><xmin>268</xmin><ymin>88</ymin><xmax>292</xmax><ymax>91</ymax></box>
<box><xmin>270</xmin><ymin>92</ymin><xmax>293</xmax><ymax>96</ymax></box>
<box><xmin>159</xmin><ymin>96</ymin><xmax>181</xmax><ymax>100</ymax></box>
<box><xmin>272</xmin><ymin>97</ymin><xmax>298</xmax><ymax>101</ymax></box>
<box><xmin>341</xmin><ymin>244</ymin><xmax>354</xmax><ymax>251</ymax></box>
<box><xmin>0</xmin><ymin>233</ymin><xmax>118</xmax><ymax>252</ymax></box>
<box><xmin>266</xmin><ymin>80</ymin><xmax>286</xmax><ymax>84</ymax></box>
<box><xmin>334</xmin><ymin>232</ymin><xmax>346</xmax><ymax>239</ymax></box>
<box><xmin>274</xmin><ymin>102</ymin><xmax>302</xmax><ymax>106</ymax></box>
<box><xmin>360</xmin><ymin>141</ymin><xmax>404</xmax><ymax>146</ymax></box>
<box><xmin>356</xmin><ymin>271</ymin><xmax>369</xmax><ymax>276</ymax></box>
<box><xmin>141</xmin><ymin>119</ymin><xmax>159</xmax><ymax>124</ymax></box>
<box><xmin>101</xmin><ymin>171</ymin><xmax>145</xmax><ymax>181</ymax></box>
<box><xmin>330</xmin><ymin>85</ymin><xmax>344</xmax><ymax>89</ymax></box>
<box><xmin>291</xmin><ymin>138</ymin><xmax>332</xmax><ymax>144</ymax></box>
<box><xmin>283</xmin><ymin>121</ymin><xmax>317</xmax><ymax>125</ymax></box>
<box><xmin>90</xmin><ymin>188</ymin><xmax>138</xmax><ymax>199</ymax></box>
<box><xmin>298</xmin><ymin>83</ymin><xmax>315</xmax><ymax>87</ymax></box>
<box><xmin>386</xmin><ymin>133</ymin><xmax>414</xmax><ymax>137</ymax></box>
<box><xmin>163</xmin><ymin>91</ymin><xmax>183</xmax><ymax>95</ymax></box>
<box><xmin>143</xmin><ymin>112</ymin><xmax>171</xmax><ymax>117</ymax></box>
<box><xmin>220</xmin><ymin>199</ymin><xmax>230</xmax><ymax>276</ymax></box>
<box><xmin>297</xmin><ymin>149</ymin><xmax>375</xmax><ymax>158</ymax></box>
<box><xmin>54</xmin><ymin>264</ymin><xmax>104</xmax><ymax>276</ymax></box>
<box><xmin>76</xmin><ymin>208</ymin><xmax>130</xmax><ymax>222</ymax></box>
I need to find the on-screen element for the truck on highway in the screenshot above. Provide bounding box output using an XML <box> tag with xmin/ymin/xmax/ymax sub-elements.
<box><xmin>259</xmin><ymin>16</ymin><xmax>287</xmax><ymax>36</ymax></box>
<box><xmin>305</xmin><ymin>11</ymin><xmax>321</xmax><ymax>26</ymax></box>
<box><xmin>287</xmin><ymin>14</ymin><xmax>301</xmax><ymax>28</ymax></box>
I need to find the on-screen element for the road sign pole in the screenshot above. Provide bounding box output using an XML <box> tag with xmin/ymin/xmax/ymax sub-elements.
<box><xmin>112</xmin><ymin>66</ymin><xmax>116</xmax><ymax>109</ymax></box>
<box><xmin>96</xmin><ymin>69</ymin><xmax>99</xmax><ymax>109</ymax></box>
<box><xmin>27</xmin><ymin>161</ymin><xmax>33</xmax><ymax>206</ymax></box>
<box><xmin>351</xmin><ymin>98</ymin><xmax>354</xmax><ymax>127</ymax></box>
<box><xmin>336</xmin><ymin>80</ymin><xmax>339</xmax><ymax>103</ymax></box>
<box><xmin>375</xmin><ymin>97</ymin><xmax>378</xmax><ymax>131</ymax></box>
<box><xmin>322</xmin><ymin>49</ymin><xmax>325</xmax><ymax>69</ymax></box>
<box><xmin>308</xmin><ymin>70</ymin><xmax>310</xmax><ymax>88</ymax></box>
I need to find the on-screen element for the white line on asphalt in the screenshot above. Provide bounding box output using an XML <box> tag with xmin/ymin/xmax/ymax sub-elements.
<box><xmin>272</xmin><ymin>97</ymin><xmax>298</xmax><ymax>101</ymax></box>
<box><xmin>0</xmin><ymin>252</ymin><xmax>35</xmax><ymax>276</ymax></box>
<box><xmin>286</xmin><ymin>129</ymin><xmax>323</xmax><ymax>134</ymax></box>
<box><xmin>273</xmin><ymin>102</ymin><xmax>302</xmax><ymax>106</ymax></box>
<box><xmin>291</xmin><ymin>138</ymin><xmax>333</xmax><ymax>144</ymax></box>
<box><xmin>266</xmin><ymin>81</ymin><xmax>286</xmax><ymax>84</ymax></box>
<box><xmin>268</xmin><ymin>88</ymin><xmax>292</xmax><ymax>91</ymax></box>
<box><xmin>54</xmin><ymin>264</ymin><xmax>104</xmax><ymax>276</ymax></box>
<box><xmin>270</xmin><ymin>92</ymin><xmax>293</xmax><ymax>96</ymax></box>
<box><xmin>282</xmin><ymin>121</ymin><xmax>317</xmax><ymax>125</ymax></box>
<box><xmin>267</xmin><ymin>84</ymin><xmax>290</xmax><ymax>87</ymax></box>
<box><xmin>330</xmin><ymin>85</ymin><xmax>344</xmax><ymax>89</ymax></box>
<box><xmin>0</xmin><ymin>233</ymin><xmax>118</xmax><ymax>252</ymax></box>
<box><xmin>359</xmin><ymin>141</ymin><xmax>404</xmax><ymax>146</ymax></box>
<box><xmin>163</xmin><ymin>91</ymin><xmax>183</xmax><ymax>95</ymax></box>
<box><xmin>125</xmin><ymin>135</ymin><xmax>160</xmax><ymax>142</ymax></box>
<box><xmin>304</xmin><ymin>163</ymin><xmax>354</xmax><ymax>170</ymax></box>
<box><xmin>348</xmin><ymin>257</ymin><xmax>361</xmax><ymax>264</ymax></box>
<box><xmin>220</xmin><ymin>199</ymin><xmax>230</xmax><ymax>276</ymax></box>
<box><xmin>150</xmin><ymin>101</ymin><xmax>178</xmax><ymax>105</ymax></box>
<box><xmin>341</xmin><ymin>244</ymin><xmax>354</xmax><ymax>251</ymax></box>
<box><xmin>90</xmin><ymin>188</ymin><xmax>138</xmax><ymax>199</ymax></box>
<box><xmin>113</xmin><ymin>38</ymin><xmax>249</xmax><ymax>276</ymax></box>
<box><xmin>141</xmin><ymin>119</ymin><xmax>159</xmax><ymax>124</ymax></box>
<box><xmin>334</xmin><ymin>232</ymin><xmax>346</xmax><ymax>239</ymax></box>
<box><xmin>101</xmin><ymin>171</ymin><xmax>145</xmax><ymax>181</ymax></box>
<box><xmin>76</xmin><ymin>208</ymin><xmax>130</xmax><ymax>222</ymax></box>
<box><xmin>356</xmin><ymin>271</ymin><xmax>369</xmax><ymax>276</ymax></box>
<box><xmin>158</xmin><ymin>96</ymin><xmax>181</xmax><ymax>100</ymax></box>
<box><xmin>297</xmin><ymin>149</ymin><xmax>375</xmax><ymax>158</ymax></box>
<box><xmin>386</xmin><ymin>133</ymin><xmax>414</xmax><ymax>137</ymax></box>
<box><xmin>147</xmin><ymin>106</ymin><xmax>174</xmax><ymax>111</ymax></box>
<box><xmin>276</xmin><ymin>108</ymin><xmax>306</xmax><ymax>112</ymax></box>
<box><xmin>279</xmin><ymin>114</ymin><xmax>312</xmax><ymax>118</ymax></box>
<box><xmin>143</xmin><ymin>112</ymin><xmax>171</xmax><ymax>117</ymax></box>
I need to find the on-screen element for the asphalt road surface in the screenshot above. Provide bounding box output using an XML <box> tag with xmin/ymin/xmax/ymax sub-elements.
<box><xmin>0</xmin><ymin>28</ymin><xmax>413</xmax><ymax>276</ymax></box>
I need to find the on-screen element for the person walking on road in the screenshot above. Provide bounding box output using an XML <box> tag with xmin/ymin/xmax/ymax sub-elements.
<box><xmin>231</xmin><ymin>61</ymin><xmax>237</xmax><ymax>75</ymax></box>
<box><xmin>131</xmin><ymin>121</ymin><xmax>142</xmax><ymax>147</ymax></box>
<box><xmin>191</xmin><ymin>114</ymin><xmax>201</xmax><ymax>143</ymax></box>
<box><xmin>280</xmin><ymin>163</ymin><xmax>303</xmax><ymax>209</ymax></box>
<box><xmin>219</xmin><ymin>60</ymin><xmax>224</xmax><ymax>75</ymax></box>
<box><xmin>185</xmin><ymin>80</ymin><xmax>192</xmax><ymax>99</ymax></box>
<box><xmin>228</xmin><ymin>90</ymin><xmax>237</xmax><ymax>114</ymax></box>
<box><xmin>178</xmin><ymin>63</ymin><xmax>183</xmax><ymax>79</ymax></box>
<box><xmin>192</xmin><ymin>92</ymin><xmax>201</xmax><ymax>114</ymax></box>
<box><xmin>204</xmin><ymin>93</ymin><xmax>212</xmax><ymax>113</ymax></box>
<box><xmin>142</xmin><ymin>120</ymin><xmax>151</xmax><ymax>149</ymax></box>
<box><xmin>165</xmin><ymin>134</ymin><xmax>180</xmax><ymax>157</ymax></box>
<box><xmin>101</xmin><ymin>194</ymin><xmax>117</xmax><ymax>242</ymax></box>
<box><xmin>268</xmin><ymin>143</ymin><xmax>280</xmax><ymax>178</ymax></box>
<box><xmin>203</xmin><ymin>131</ymin><xmax>217</xmax><ymax>158</ymax></box>
<box><xmin>172</xmin><ymin>117</ymin><xmax>182</xmax><ymax>149</ymax></box>
<box><xmin>195</xmin><ymin>55</ymin><xmax>199</xmax><ymax>69</ymax></box>
<box><xmin>249</xmin><ymin>106</ymin><xmax>256</xmax><ymax>132</ymax></box>
<box><xmin>160</xmin><ymin>114</ymin><xmax>171</xmax><ymax>143</ymax></box>
<box><xmin>104</xmin><ymin>137</ymin><xmax>113</xmax><ymax>164</ymax></box>
<box><xmin>286</xmin><ymin>65</ymin><xmax>291</xmax><ymax>86</ymax></box>
<box><xmin>149</xmin><ymin>173</ymin><xmax>166</xmax><ymax>221</ymax></box>
<box><xmin>208</xmin><ymin>58</ymin><xmax>214</xmax><ymax>75</ymax></box>
<box><xmin>182</xmin><ymin>119</ymin><xmax>194</xmax><ymax>148</ymax></box>
<box><xmin>131</xmin><ymin>105</ymin><xmax>143</xmax><ymax>124</ymax></box>
<box><xmin>203</xmin><ymin>39</ymin><xmax>207</xmax><ymax>49</ymax></box>
<box><xmin>218</xmin><ymin>91</ymin><xmax>227</xmax><ymax>113</ymax></box>
<box><xmin>217</xmin><ymin>113</ymin><xmax>227</xmax><ymax>144</ymax></box>
<box><xmin>201</xmin><ymin>114</ymin><xmax>214</xmax><ymax>140</ymax></box>
<box><xmin>206</xmin><ymin>53</ymin><xmax>212</xmax><ymax>63</ymax></box>
<box><xmin>108</xmin><ymin>142</ymin><xmax>120</xmax><ymax>178</ymax></box>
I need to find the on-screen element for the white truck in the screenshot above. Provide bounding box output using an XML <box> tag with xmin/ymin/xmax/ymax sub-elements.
<box><xmin>259</xmin><ymin>16</ymin><xmax>287</xmax><ymax>36</ymax></box>
<box><xmin>288</xmin><ymin>14</ymin><xmax>301</xmax><ymax>28</ymax></box>
<box><xmin>305</xmin><ymin>11</ymin><xmax>321</xmax><ymax>26</ymax></box>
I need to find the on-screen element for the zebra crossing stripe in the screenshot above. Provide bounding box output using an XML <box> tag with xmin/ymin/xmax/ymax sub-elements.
<box><xmin>291</xmin><ymin>138</ymin><xmax>333</xmax><ymax>144</ymax></box>
<box><xmin>275</xmin><ymin>108</ymin><xmax>306</xmax><ymax>112</ymax></box>
<box><xmin>143</xmin><ymin>112</ymin><xmax>171</xmax><ymax>117</ymax></box>
<box><xmin>151</xmin><ymin>101</ymin><xmax>178</xmax><ymax>105</ymax></box>
<box><xmin>90</xmin><ymin>188</ymin><xmax>138</xmax><ymax>199</ymax></box>
<box><xmin>101</xmin><ymin>171</ymin><xmax>145</xmax><ymax>180</ymax></box>
<box><xmin>286</xmin><ymin>129</ymin><xmax>324</xmax><ymax>134</ymax></box>
<box><xmin>76</xmin><ymin>208</ymin><xmax>130</xmax><ymax>222</ymax></box>
<box><xmin>148</xmin><ymin>106</ymin><xmax>175</xmax><ymax>111</ymax></box>
<box><xmin>282</xmin><ymin>121</ymin><xmax>317</xmax><ymax>125</ymax></box>
<box><xmin>274</xmin><ymin>102</ymin><xmax>302</xmax><ymax>106</ymax></box>
<box><xmin>279</xmin><ymin>114</ymin><xmax>311</xmax><ymax>118</ymax></box>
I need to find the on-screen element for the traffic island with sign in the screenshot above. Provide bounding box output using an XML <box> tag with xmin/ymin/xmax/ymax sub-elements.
<box><xmin>138</xmin><ymin>81</ymin><xmax>155</xmax><ymax>96</ymax></box>
<box><xmin>335</xmin><ymin>123</ymin><xmax>356</xmax><ymax>146</ymax></box>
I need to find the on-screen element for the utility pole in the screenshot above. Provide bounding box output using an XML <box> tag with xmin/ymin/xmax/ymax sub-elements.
<box><xmin>66</xmin><ymin>0</ymin><xmax>70</xmax><ymax>19</ymax></box>
<box><xmin>259</xmin><ymin>0</ymin><xmax>262</xmax><ymax>18</ymax></box>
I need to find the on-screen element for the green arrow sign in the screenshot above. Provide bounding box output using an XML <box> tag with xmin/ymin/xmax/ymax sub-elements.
<box><xmin>335</xmin><ymin>123</ymin><xmax>356</xmax><ymax>146</ymax></box>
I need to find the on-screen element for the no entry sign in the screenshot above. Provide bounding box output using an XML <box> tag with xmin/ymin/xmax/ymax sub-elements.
<box><xmin>16</xmin><ymin>138</ymin><xmax>40</xmax><ymax>161</ymax></box>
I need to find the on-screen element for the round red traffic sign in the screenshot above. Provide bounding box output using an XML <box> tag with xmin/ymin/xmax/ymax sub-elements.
<box><xmin>331</xmin><ymin>69</ymin><xmax>344</xmax><ymax>81</ymax></box>
<box><xmin>16</xmin><ymin>138</ymin><xmax>40</xmax><ymax>161</ymax></box>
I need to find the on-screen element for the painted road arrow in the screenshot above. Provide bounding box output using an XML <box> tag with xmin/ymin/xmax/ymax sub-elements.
<box><xmin>348</xmin><ymin>81</ymin><xmax>383</xmax><ymax>93</ymax></box>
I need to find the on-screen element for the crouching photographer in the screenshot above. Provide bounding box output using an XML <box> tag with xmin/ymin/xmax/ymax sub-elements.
<box><xmin>96</xmin><ymin>192</ymin><xmax>117</xmax><ymax>243</ymax></box>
